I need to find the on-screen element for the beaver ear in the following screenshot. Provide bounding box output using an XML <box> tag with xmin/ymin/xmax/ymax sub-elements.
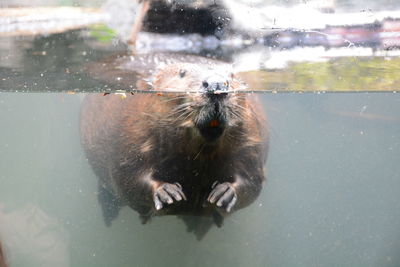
<box><xmin>179</xmin><ymin>69</ymin><xmax>186</xmax><ymax>78</ymax></box>
<box><xmin>230</xmin><ymin>73</ymin><xmax>235</xmax><ymax>79</ymax></box>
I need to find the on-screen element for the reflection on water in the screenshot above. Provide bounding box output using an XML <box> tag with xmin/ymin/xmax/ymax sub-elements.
<box><xmin>2</xmin><ymin>30</ymin><xmax>400</xmax><ymax>92</ymax></box>
<box><xmin>0</xmin><ymin>93</ymin><xmax>399</xmax><ymax>266</ymax></box>
<box><xmin>0</xmin><ymin>31</ymin><xmax>125</xmax><ymax>93</ymax></box>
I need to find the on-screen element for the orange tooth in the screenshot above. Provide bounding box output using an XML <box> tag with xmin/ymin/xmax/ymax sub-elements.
<box><xmin>209</xmin><ymin>119</ymin><xmax>219</xmax><ymax>127</ymax></box>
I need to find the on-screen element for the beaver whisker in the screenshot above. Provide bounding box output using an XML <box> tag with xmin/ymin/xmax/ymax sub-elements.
<box><xmin>230</xmin><ymin>108</ymin><xmax>243</xmax><ymax>118</ymax></box>
<box><xmin>229</xmin><ymin>111</ymin><xmax>244</xmax><ymax>123</ymax></box>
<box><xmin>169</xmin><ymin>109</ymin><xmax>190</xmax><ymax>118</ymax></box>
<box><xmin>230</xmin><ymin>103</ymin><xmax>254</xmax><ymax>119</ymax></box>
<box><xmin>229</xmin><ymin>102</ymin><xmax>248</xmax><ymax>112</ymax></box>
<box><xmin>193</xmin><ymin>106</ymin><xmax>206</xmax><ymax>126</ymax></box>
<box><xmin>171</xmin><ymin>102</ymin><xmax>194</xmax><ymax>113</ymax></box>
<box><xmin>161</xmin><ymin>95</ymin><xmax>190</xmax><ymax>103</ymax></box>
<box><xmin>230</xmin><ymin>98</ymin><xmax>255</xmax><ymax>112</ymax></box>
<box><xmin>174</xmin><ymin>112</ymin><xmax>192</xmax><ymax>123</ymax></box>
<box><xmin>170</xmin><ymin>110</ymin><xmax>191</xmax><ymax>121</ymax></box>
<box><xmin>193</xmin><ymin>142</ymin><xmax>206</xmax><ymax>160</ymax></box>
<box><xmin>166</xmin><ymin>103</ymin><xmax>193</xmax><ymax>116</ymax></box>
<box><xmin>166</xmin><ymin>109</ymin><xmax>196</xmax><ymax>126</ymax></box>
<box><xmin>142</xmin><ymin>112</ymin><xmax>159</xmax><ymax>120</ymax></box>
<box><xmin>226</xmin><ymin>105</ymin><xmax>245</xmax><ymax>119</ymax></box>
<box><xmin>232</xmin><ymin>106</ymin><xmax>246</xmax><ymax>117</ymax></box>
<box><xmin>174</xmin><ymin>109</ymin><xmax>196</xmax><ymax>124</ymax></box>
<box><xmin>170</xmin><ymin>103</ymin><xmax>192</xmax><ymax>115</ymax></box>
<box><xmin>183</xmin><ymin>110</ymin><xmax>197</xmax><ymax>123</ymax></box>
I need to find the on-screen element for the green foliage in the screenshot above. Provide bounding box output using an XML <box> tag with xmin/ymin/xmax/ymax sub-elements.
<box><xmin>89</xmin><ymin>24</ymin><xmax>117</xmax><ymax>43</ymax></box>
<box><xmin>241</xmin><ymin>57</ymin><xmax>400</xmax><ymax>91</ymax></box>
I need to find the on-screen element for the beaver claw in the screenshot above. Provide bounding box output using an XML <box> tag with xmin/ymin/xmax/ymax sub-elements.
<box><xmin>207</xmin><ymin>182</ymin><xmax>237</xmax><ymax>212</ymax></box>
<box><xmin>153</xmin><ymin>182</ymin><xmax>186</xmax><ymax>210</ymax></box>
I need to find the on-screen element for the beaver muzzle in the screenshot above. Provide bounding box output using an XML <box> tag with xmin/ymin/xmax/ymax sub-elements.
<box><xmin>196</xmin><ymin>83</ymin><xmax>229</xmax><ymax>142</ymax></box>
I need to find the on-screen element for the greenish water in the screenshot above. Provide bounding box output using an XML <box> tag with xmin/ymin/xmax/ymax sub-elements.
<box><xmin>0</xmin><ymin>93</ymin><xmax>399</xmax><ymax>266</ymax></box>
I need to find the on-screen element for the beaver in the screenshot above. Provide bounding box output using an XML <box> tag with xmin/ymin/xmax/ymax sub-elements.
<box><xmin>80</xmin><ymin>55</ymin><xmax>268</xmax><ymax>238</ymax></box>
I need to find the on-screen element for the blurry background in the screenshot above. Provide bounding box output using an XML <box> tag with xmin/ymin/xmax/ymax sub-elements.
<box><xmin>1</xmin><ymin>0</ymin><xmax>400</xmax><ymax>11</ymax></box>
<box><xmin>2</xmin><ymin>0</ymin><xmax>400</xmax><ymax>91</ymax></box>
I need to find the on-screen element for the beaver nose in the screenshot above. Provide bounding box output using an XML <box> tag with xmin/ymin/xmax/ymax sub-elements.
<box><xmin>202</xmin><ymin>79</ymin><xmax>229</xmax><ymax>100</ymax></box>
<box><xmin>202</xmin><ymin>80</ymin><xmax>228</xmax><ymax>92</ymax></box>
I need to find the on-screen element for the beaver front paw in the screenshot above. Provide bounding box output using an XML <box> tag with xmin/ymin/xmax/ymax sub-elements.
<box><xmin>207</xmin><ymin>182</ymin><xmax>237</xmax><ymax>212</ymax></box>
<box><xmin>153</xmin><ymin>182</ymin><xmax>186</xmax><ymax>210</ymax></box>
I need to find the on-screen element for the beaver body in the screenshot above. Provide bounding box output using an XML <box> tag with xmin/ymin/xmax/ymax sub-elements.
<box><xmin>80</xmin><ymin>56</ymin><xmax>268</xmax><ymax>237</ymax></box>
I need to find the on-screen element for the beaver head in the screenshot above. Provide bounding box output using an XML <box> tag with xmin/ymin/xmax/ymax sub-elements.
<box><xmin>152</xmin><ymin>63</ymin><xmax>247</xmax><ymax>143</ymax></box>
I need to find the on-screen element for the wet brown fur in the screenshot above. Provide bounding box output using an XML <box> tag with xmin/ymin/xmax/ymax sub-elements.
<box><xmin>80</xmin><ymin>62</ymin><xmax>268</xmax><ymax>236</ymax></box>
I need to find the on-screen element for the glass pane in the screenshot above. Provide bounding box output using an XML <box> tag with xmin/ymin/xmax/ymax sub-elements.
<box><xmin>0</xmin><ymin>0</ymin><xmax>399</xmax><ymax>266</ymax></box>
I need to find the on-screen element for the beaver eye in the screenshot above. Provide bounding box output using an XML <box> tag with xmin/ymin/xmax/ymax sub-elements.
<box><xmin>202</xmin><ymin>81</ymin><xmax>209</xmax><ymax>88</ymax></box>
<box><xmin>179</xmin><ymin>69</ymin><xmax>186</xmax><ymax>78</ymax></box>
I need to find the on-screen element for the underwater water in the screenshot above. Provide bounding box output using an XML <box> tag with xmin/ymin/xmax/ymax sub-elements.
<box><xmin>1</xmin><ymin>28</ymin><xmax>400</xmax><ymax>267</ymax></box>
<box><xmin>0</xmin><ymin>92</ymin><xmax>399</xmax><ymax>267</ymax></box>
